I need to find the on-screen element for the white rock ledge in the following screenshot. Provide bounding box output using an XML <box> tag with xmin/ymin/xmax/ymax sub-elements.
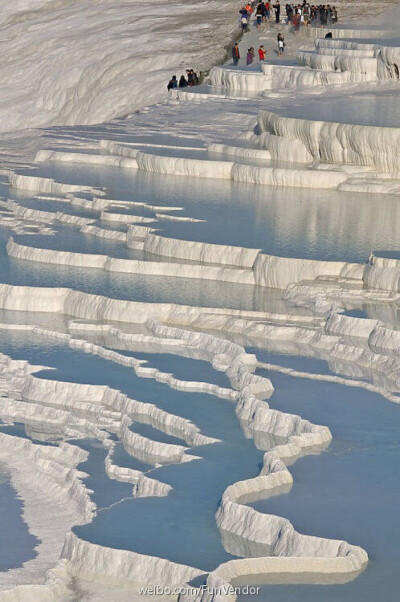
<box><xmin>7</xmin><ymin>235</ymin><xmax>366</xmax><ymax>290</ymax></box>
<box><xmin>61</xmin><ymin>532</ymin><xmax>204</xmax><ymax>589</ymax></box>
<box><xmin>258</xmin><ymin>110</ymin><xmax>400</xmax><ymax>172</ymax></box>
<box><xmin>0</xmin><ymin>283</ymin><xmax>386</xmax><ymax>599</ymax></box>
<box><xmin>6</xmin><ymin>238</ymin><xmax>255</xmax><ymax>286</ymax></box>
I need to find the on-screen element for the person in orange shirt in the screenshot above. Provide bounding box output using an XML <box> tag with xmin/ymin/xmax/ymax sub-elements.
<box><xmin>245</xmin><ymin>3</ymin><xmax>253</xmax><ymax>14</ymax></box>
<box><xmin>258</xmin><ymin>45</ymin><xmax>266</xmax><ymax>61</ymax></box>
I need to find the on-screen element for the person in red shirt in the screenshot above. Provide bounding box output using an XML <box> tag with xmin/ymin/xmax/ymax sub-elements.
<box><xmin>258</xmin><ymin>45</ymin><xmax>266</xmax><ymax>61</ymax></box>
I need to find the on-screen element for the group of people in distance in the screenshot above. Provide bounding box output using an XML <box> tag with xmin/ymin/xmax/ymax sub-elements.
<box><xmin>286</xmin><ymin>3</ymin><xmax>338</xmax><ymax>28</ymax></box>
<box><xmin>249</xmin><ymin>1</ymin><xmax>282</xmax><ymax>25</ymax></box>
<box><xmin>167</xmin><ymin>69</ymin><xmax>199</xmax><ymax>91</ymax></box>
<box><xmin>233</xmin><ymin>42</ymin><xmax>268</xmax><ymax>66</ymax></box>
<box><xmin>168</xmin><ymin>0</ymin><xmax>339</xmax><ymax>89</ymax></box>
<box><xmin>255</xmin><ymin>1</ymin><xmax>271</xmax><ymax>26</ymax></box>
<box><xmin>243</xmin><ymin>0</ymin><xmax>338</xmax><ymax>29</ymax></box>
<box><xmin>239</xmin><ymin>1</ymin><xmax>285</xmax><ymax>29</ymax></box>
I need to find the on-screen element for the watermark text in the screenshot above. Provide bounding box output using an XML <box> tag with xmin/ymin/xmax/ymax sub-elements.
<box><xmin>139</xmin><ymin>585</ymin><xmax>260</xmax><ymax>597</ymax></box>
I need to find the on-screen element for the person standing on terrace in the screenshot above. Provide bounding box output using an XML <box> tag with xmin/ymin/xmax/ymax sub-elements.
<box><xmin>232</xmin><ymin>42</ymin><xmax>240</xmax><ymax>65</ymax></box>
<box><xmin>273</xmin><ymin>0</ymin><xmax>281</xmax><ymax>23</ymax></box>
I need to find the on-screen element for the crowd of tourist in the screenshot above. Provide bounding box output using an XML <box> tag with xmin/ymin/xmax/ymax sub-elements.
<box><xmin>285</xmin><ymin>3</ymin><xmax>338</xmax><ymax>27</ymax></box>
<box><xmin>236</xmin><ymin>0</ymin><xmax>338</xmax><ymax>66</ymax></box>
<box><xmin>239</xmin><ymin>1</ymin><xmax>338</xmax><ymax>29</ymax></box>
<box><xmin>168</xmin><ymin>0</ymin><xmax>339</xmax><ymax>89</ymax></box>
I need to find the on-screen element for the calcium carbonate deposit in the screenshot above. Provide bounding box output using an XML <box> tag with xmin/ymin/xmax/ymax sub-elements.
<box><xmin>0</xmin><ymin>1</ymin><xmax>400</xmax><ymax>601</ymax></box>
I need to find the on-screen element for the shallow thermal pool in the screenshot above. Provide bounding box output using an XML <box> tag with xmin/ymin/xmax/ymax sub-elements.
<box><xmin>279</xmin><ymin>85</ymin><xmax>400</xmax><ymax>128</ymax></box>
<box><xmin>237</xmin><ymin>364</ymin><xmax>400</xmax><ymax>601</ymax></box>
<box><xmin>0</xmin><ymin>464</ymin><xmax>38</xmax><ymax>571</ymax></box>
<box><xmin>6</xmin><ymin>159</ymin><xmax>400</xmax><ymax>264</ymax></box>
<box><xmin>0</xmin><ymin>229</ymin><xmax>287</xmax><ymax>314</ymax></box>
<box><xmin>0</xmin><ymin>330</ymin><xmax>265</xmax><ymax>573</ymax></box>
<box><xmin>1</xmin><ymin>93</ymin><xmax>400</xmax><ymax>599</ymax></box>
<box><xmin>2</xmin><ymin>305</ymin><xmax>400</xmax><ymax>597</ymax></box>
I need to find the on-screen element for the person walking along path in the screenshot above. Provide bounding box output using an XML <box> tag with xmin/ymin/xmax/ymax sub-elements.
<box><xmin>232</xmin><ymin>42</ymin><xmax>240</xmax><ymax>65</ymax></box>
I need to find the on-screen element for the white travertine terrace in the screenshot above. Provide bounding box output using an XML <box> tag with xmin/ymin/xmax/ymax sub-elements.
<box><xmin>364</xmin><ymin>254</ymin><xmax>400</xmax><ymax>292</ymax></box>
<box><xmin>29</xmin><ymin>122</ymin><xmax>397</xmax><ymax>199</ymax></box>
<box><xmin>136</xmin><ymin>151</ymin><xmax>234</xmax><ymax>179</ymax></box>
<box><xmin>0</xmin><ymin>7</ymin><xmax>399</xmax><ymax>600</ymax></box>
<box><xmin>138</xmin><ymin>233</ymin><xmax>261</xmax><ymax>268</ymax></box>
<box><xmin>210</xmin><ymin>64</ymin><xmax>376</xmax><ymax>94</ymax></box>
<box><xmin>3</xmin><ymin>305</ymin><xmax>396</xmax><ymax>598</ymax></box>
<box><xmin>61</xmin><ymin>531</ymin><xmax>204</xmax><ymax>590</ymax></box>
<box><xmin>3</xmin><ymin>251</ymin><xmax>400</xmax><ymax>596</ymax></box>
<box><xmin>35</xmin><ymin>149</ymin><xmax>138</xmax><ymax>169</ymax></box>
<box><xmin>6</xmin><ymin>234</ymin><xmax>364</xmax><ymax>291</ymax></box>
<box><xmin>8</xmin><ymin>174</ymin><xmax>101</xmax><ymax>196</ymax></box>
<box><xmin>0</xmin><ymin>284</ymin><xmax>374</xmax><ymax>598</ymax></box>
<box><xmin>207</xmin><ymin>30</ymin><xmax>400</xmax><ymax>101</ymax></box>
<box><xmin>208</xmin><ymin>143</ymin><xmax>272</xmax><ymax>162</ymax></box>
<box><xmin>258</xmin><ymin>110</ymin><xmax>400</xmax><ymax>172</ymax></box>
<box><xmin>317</xmin><ymin>47</ymin><xmax>376</xmax><ymax>57</ymax></box>
<box><xmin>4</xmin><ymin>185</ymin><xmax>400</xmax><ymax>300</ymax></box>
<box><xmin>79</xmin><ymin>225</ymin><xmax>127</xmax><ymax>242</ymax></box>
<box><xmin>100</xmin><ymin>211</ymin><xmax>154</xmax><ymax>224</ymax></box>
<box><xmin>297</xmin><ymin>50</ymin><xmax>379</xmax><ymax>75</ymax></box>
<box><xmin>248</xmin><ymin>132</ymin><xmax>314</xmax><ymax>163</ymax></box>
<box><xmin>0</xmin><ymin>337</ymin><xmax>225</xmax><ymax>596</ymax></box>
<box><xmin>315</xmin><ymin>37</ymin><xmax>400</xmax><ymax>78</ymax></box>
<box><xmin>6</xmin><ymin>237</ymin><xmax>256</xmax><ymax>285</ymax></box>
<box><xmin>124</xmin><ymin>147</ymin><xmax>354</xmax><ymax>187</ymax></box>
<box><xmin>0</xmin><ymin>426</ymin><xmax>94</xmax><ymax>593</ymax></box>
<box><xmin>304</xmin><ymin>27</ymin><xmax>392</xmax><ymax>39</ymax></box>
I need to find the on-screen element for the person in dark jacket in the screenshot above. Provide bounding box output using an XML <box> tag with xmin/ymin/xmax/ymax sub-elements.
<box><xmin>273</xmin><ymin>1</ymin><xmax>281</xmax><ymax>23</ymax></box>
<box><xmin>232</xmin><ymin>42</ymin><xmax>240</xmax><ymax>65</ymax></box>
<box><xmin>186</xmin><ymin>69</ymin><xmax>194</xmax><ymax>86</ymax></box>
<box><xmin>167</xmin><ymin>76</ymin><xmax>177</xmax><ymax>91</ymax></box>
<box><xmin>179</xmin><ymin>75</ymin><xmax>188</xmax><ymax>87</ymax></box>
<box><xmin>319</xmin><ymin>5</ymin><xmax>327</xmax><ymax>25</ymax></box>
<box><xmin>186</xmin><ymin>69</ymin><xmax>199</xmax><ymax>86</ymax></box>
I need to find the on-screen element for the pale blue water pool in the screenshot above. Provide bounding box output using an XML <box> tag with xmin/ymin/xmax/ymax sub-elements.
<box><xmin>1</xmin><ymin>112</ymin><xmax>400</xmax><ymax>599</ymax></box>
<box><xmin>6</xmin><ymin>159</ymin><xmax>400</xmax><ymax>263</ymax></box>
<box><xmin>0</xmin><ymin>334</ymin><xmax>265</xmax><ymax>571</ymax></box>
<box><xmin>0</xmin><ymin>463</ymin><xmax>38</xmax><ymax>572</ymax></box>
<box><xmin>239</xmin><ymin>366</ymin><xmax>400</xmax><ymax>601</ymax></box>
<box><xmin>1</xmin><ymin>317</ymin><xmax>400</xmax><ymax>600</ymax></box>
